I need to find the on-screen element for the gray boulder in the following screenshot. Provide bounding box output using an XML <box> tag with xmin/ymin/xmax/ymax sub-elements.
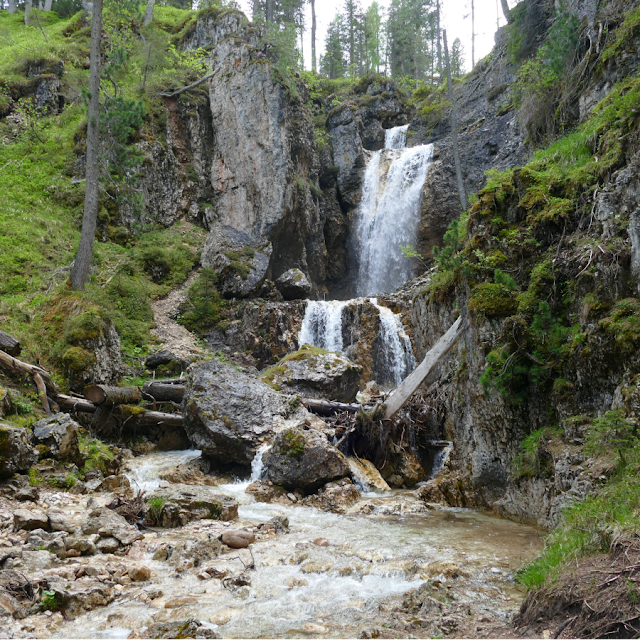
<box><xmin>261</xmin><ymin>345</ymin><xmax>362</xmax><ymax>402</ymax></box>
<box><xmin>263</xmin><ymin>425</ymin><xmax>350</xmax><ymax>492</ymax></box>
<box><xmin>0</xmin><ymin>422</ymin><xmax>37</xmax><ymax>478</ymax></box>
<box><xmin>82</xmin><ymin>507</ymin><xmax>143</xmax><ymax>548</ymax></box>
<box><xmin>31</xmin><ymin>413</ymin><xmax>84</xmax><ymax>466</ymax></box>
<box><xmin>202</xmin><ymin>225</ymin><xmax>272</xmax><ymax>299</ymax></box>
<box><xmin>145</xmin><ymin>486</ymin><xmax>238</xmax><ymax>527</ymax></box>
<box><xmin>275</xmin><ymin>268</ymin><xmax>312</xmax><ymax>300</ymax></box>
<box><xmin>182</xmin><ymin>359</ymin><xmax>302</xmax><ymax>466</ymax></box>
<box><xmin>14</xmin><ymin>509</ymin><xmax>49</xmax><ymax>531</ymax></box>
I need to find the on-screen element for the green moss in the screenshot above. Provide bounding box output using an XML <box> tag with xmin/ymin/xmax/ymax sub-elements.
<box><xmin>61</xmin><ymin>346</ymin><xmax>96</xmax><ymax>372</ymax></box>
<box><xmin>63</xmin><ymin>310</ymin><xmax>103</xmax><ymax>344</ymax></box>
<box><xmin>469</xmin><ymin>283</ymin><xmax>517</xmax><ymax>318</ymax></box>
<box><xmin>280</xmin><ymin>428</ymin><xmax>305</xmax><ymax>458</ymax></box>
<box><xmin>599</xmin><ymin>299</ymin><xmax>640</xmax><ymax>353</ymax></box>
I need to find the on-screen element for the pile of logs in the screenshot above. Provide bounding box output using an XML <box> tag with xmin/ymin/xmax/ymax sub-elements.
<box><xmin>0</xmin><ymin>316</ymin><xmax>467</xmax><ymax>428</ymax></box>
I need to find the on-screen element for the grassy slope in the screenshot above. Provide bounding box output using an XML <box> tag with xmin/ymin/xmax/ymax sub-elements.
<box><xmin>0</xmin><ymin>6</ymin><xmax>208</xmax><ymax>411</ymax></box>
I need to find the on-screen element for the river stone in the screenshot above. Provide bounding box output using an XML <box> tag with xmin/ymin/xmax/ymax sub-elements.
<box><xmin>0</xmin><ymin>422</ymin><xmax>37</xmax><ymax>478</ymax></box>
<box><xmin>275</xmin><ymin>268</ymin><xmax>312</xmax><ymax>300</ymax></box>
<box><xmin>14</xmin><ymin>508</ymin><xmax>49</xmax><ymax>531</ymax></box>
<box><xmin>302</xmin><ymin>478</ymin><xmax>361</xmax><ymax>513</ymax></box>
<box><xmin>348</xmin><ymin>458</ymin><xmax>391</xmax><ymax>492</ymax></box>
<box><xmin>45</xmin><ymin>579</ymin><xmax>116</xmax><ymax>620</ymax></box>
<box><xmin>145</xmin><ymin>486</ymin><xmax>238</xmax><ymax>527</ymax></box>
<box><xmin>82</xmin><ymin>507</ymin><xmax>143</xmax><ymax>547</ymax></box>
<box><xmin>183</xmin><ymin>358</ymin><xmax>304</xmax><ymax>466</ymax></box>
<box><xmin>139</xmin><ymin>619</ymin><xmax>220</xmax><ymax>639</ymax></box>
<box><xmin>202</xmin><ymin>225</ymin><xmax>272</xmax><ymax>299</ymax></box>
<box><xmin>245</xmin><ymin>480</ymin><xmax>287</xmax><ymax>503</ymax></box>
<box><xmin>47</xmin><ymin>507</ymin><xmax>83</xmax><ymax>533</ymax></box>
<box><xmin>221</xmin><ymin>530</ymin><xmax>255</xmax><ymax>549</ymax></box>
<box><xmin>31</xmin><ymin>413</ymin><xmax>84</xmax><ymax>466</ymax></box>
<box><xmin>129</xmin><ymin>565</ymin><xmax>152</xmax><ymax>581</ymax></box>
<box><xmin>262</xmin><ymin>426</ymin><xmax>350</xmax><ymax>492</ymax></box>
<box><xmin>261</xmin><ymin>345</ymin><xmax>363</xmax><ymax>403</ymax></box>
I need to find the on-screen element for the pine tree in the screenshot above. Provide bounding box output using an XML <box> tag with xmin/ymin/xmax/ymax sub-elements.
<box><xmin>321</xmin><ymin>14</ymin><xmax>346</xmax><ymax>79</ymax></box>
<box><xmin>450</xmin><ymin>37</ymin><xmax>465</xmax><ymax>77</ymax></box>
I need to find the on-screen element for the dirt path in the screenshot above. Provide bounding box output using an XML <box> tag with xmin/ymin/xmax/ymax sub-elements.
<box><xmin>151</xmin><ymin>271</ymin><xmax>204</xmax><ymax>361</ymax></box>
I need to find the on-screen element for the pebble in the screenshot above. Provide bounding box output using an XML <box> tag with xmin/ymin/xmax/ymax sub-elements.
<box><xmin>129</xmin><ymin>565</ymin><xmax>152</xmax><ymax>582</ymax></box>
<box><xmin>313</xmin><ymin>537</ymin><xmax>329</xmax><ymax>547</ymax></box>
<box><xmin>209</xmin><ymin>609</ymin><xmax>241</xmax><ymax>625</ymax></box>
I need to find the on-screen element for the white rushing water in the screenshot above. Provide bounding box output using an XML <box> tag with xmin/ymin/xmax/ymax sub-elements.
<box><xmin>297</xmin><ymin>297</ymin><xmax>414</xmax><ymax>388</ymax></box>
<box><xmin>124</xmin><ymin>449</ymin><xmax>202</xmax><ymax>494</ymax></box>
<box><xmin>354</xmin><ymin>126</ymin><xmax>434</xmax><ymax>297</ymax></box>
<box><xmin>250</xmin><ymin>443</ymin><xmax>271</xmax><ymax>482</ymax></box>
<box><xmin>54</xmin><ymin>450</ymin><xmax>543</xmax><ymax>640</ymax></box>
<box><xmin>298</xmin><ymin>300</ymin><xmax>348</xmax><ymax>353</ymax></box>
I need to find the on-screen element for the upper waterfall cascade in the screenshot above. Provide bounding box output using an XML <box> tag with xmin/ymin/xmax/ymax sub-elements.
<box><xmin>297</xmin><ymin>125</ymin><xmax>431</xmax><ymax>388</ymax></box>
<box><xmin>354</xmin><ymin>125</ymin><xmax>434</xmax><ymax>297</ymax></box>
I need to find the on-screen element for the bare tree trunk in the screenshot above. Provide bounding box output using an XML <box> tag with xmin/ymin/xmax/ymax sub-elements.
<box><xmin>311</xmin><ymin>0</ymin><xmax>316</xmax><ymax>72</ymax></box>
<box><xmin>44</xmin><ymin>0</ymin><xmax>53</xmax><ymax>10</ymax></box>
<box><xmin>24</xmin><ymin>0</ymin><xmax>32</xmax><ymax>24</ymax></box>
<box><xmin>500</xmin><ymin>0</ymin><xmax>513</xmax><ymax>23</ymax></box>
<box><xmin>70</xmin><ymin>0</ymin><xmax>103</xmax><ymax>291</ymax></box>
<box><xmin>436</xmin><ymin>0</ymin><xmax>442</xmax><ymax>72</ymax></box>
<box><xmin>8</xmin><ymin>0</ymin><xmax>16</xmax><ymax>12</ymax></box>
<box><xmin>143</xmin><ymin>0</ymin><xmax>154</xmax><ymax>25</ymax></box>
<box><xmin>496</xmin><ymin>0</ymin><xmax>500</xmax><ymax>32</ymax></box>
<box><xmin>0</xmin><ymin>330</ymin><xmax>20</xmax><ymax>356</ymax></box>
<box><xmin>443</xmin><ymin>30</ymin><xmax>467</xmax><ymax>211</ymax></box>
<box><xmin>471</xmin><ymin>0</ymin><xmax>475</xmax><ymax>68</ymax></box>
<box><xmin>266</xmin><ymin>0</ymin><xmax>273</xmax><ymax>23</ymax></box>
<box><xmin>252</xmin><ymin>0</ymin><xmax>259</xmax><ymax>18</ymax></box>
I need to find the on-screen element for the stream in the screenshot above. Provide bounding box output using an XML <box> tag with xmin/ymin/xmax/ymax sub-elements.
<box><xmin>51</xmin><ymin>450</ymin><xmax>543</xmax><ymax>639</ymax></box>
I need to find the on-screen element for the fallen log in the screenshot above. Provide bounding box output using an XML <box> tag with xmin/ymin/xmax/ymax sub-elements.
<box><xmin>0</xmin><ymin>349</ymin><xmax>57</xmax><ymax>395</ymax></box>
<box><xmin>383</xmin><ymin>315</ymin><xmax>466</xmax><ymax>422</ymax></box>
<box><xmin>142</xmin><ymin>382</ymin><xmax>185</xmax><ymax>403</ymax></box>
<box><xmin>57</xmin><ymin>393</ymin><xmax>184</xmax><ymax>426</ymax></box>
<box><xmin>85</xmin><ymin>385</ymin><xmax>142</xmax><ymax>406</ymax></box>
<box><xmin>301</xmin><ymin>397</ymin><xmax>363</xmax><ymax>415</ymax></box>
<box><xmin>0</xmin><ymin>330</ymin><xmax>21</xmax><ymax>357</ymax></box>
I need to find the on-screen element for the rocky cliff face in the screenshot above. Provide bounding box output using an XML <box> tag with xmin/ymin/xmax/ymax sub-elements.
<box><xmin>392</xmin><ymin>0</ymin><xmax>640</xmax><ymax>528</ymax></box>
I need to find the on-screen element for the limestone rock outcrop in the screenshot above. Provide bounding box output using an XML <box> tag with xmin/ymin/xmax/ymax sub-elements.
<box><xmin>0</xmin><ymin>422</ymin><xmax>37</xmax><ymax>478</ymax></box>
<box><xmin>262</xmin><ymin>346</ymin><xmax>362</xmax><ymax>402</ymax></box>
<box><xmin>31</xmin><ymin>413</ymin><xmax>84</xmax><ymax>467</ymax></box>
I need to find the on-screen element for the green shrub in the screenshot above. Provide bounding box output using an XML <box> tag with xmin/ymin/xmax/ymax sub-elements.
<box><xmin>178</xmin><ymin>268</ymin><xmax>227</xmax><ymax>334</ymax></box>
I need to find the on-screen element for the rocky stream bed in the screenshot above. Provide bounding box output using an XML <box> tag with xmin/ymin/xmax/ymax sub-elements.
<box><xmin>0</xmin><ymin>449</ymin><xmax>542</xmax><ymax>639</ymax></box>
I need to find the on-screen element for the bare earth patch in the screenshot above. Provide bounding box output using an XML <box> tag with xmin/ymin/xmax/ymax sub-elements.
<box><xmin>150</xmin><ymin>271</ymin><xmax>204</xmax><ymax>361</ymax></box>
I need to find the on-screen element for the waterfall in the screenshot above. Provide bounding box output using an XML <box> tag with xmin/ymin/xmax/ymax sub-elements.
<box><xmin>385</xmin><ymin>123</ymin><xmax>409</xmax><ymax>149</ymax></box>
<box><xmin>298</xmin><ymin>300</ymin><xmax>348</xmax><ymax>353</ymax></box>
<box><xmin>353</xmin><ymin>126</ymin><xmax>434</xmax><ymax>297</ymax></box>
<box><xmin>370</xmin><ymin>298</ymin><xmax>416</xmax><ymax>386</ymax></box>
<box><xmin>250</xmin><ymin>443</ymin><xmax>271</xmax><ymax>482</ymax></box>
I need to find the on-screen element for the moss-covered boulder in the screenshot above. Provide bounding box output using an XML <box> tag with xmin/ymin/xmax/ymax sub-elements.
<box><xmin>0</xmin><ymin>422</ymin><xmax>37</xmax><ymax>478</ymax></box>
<box><xmin>261</xmin><ymin>345</ymin><xmax>363</xmax><ymax>403</ymax></box>
<box><xmin>262</xmin><ymin>425</ymin><xmax>350</xmax><ymax>492</ymax></box>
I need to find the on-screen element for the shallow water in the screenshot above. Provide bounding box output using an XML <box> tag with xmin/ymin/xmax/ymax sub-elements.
<box><xmin>53</xmin><ymin>451</ymin><xmax>542</xmax><ymax>639</ymax></box>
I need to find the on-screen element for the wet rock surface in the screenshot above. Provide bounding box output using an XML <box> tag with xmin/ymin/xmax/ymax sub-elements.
<box><xmin>182</xmin><ymin>358</ymin><xmax>305</xmax><ymax>467</ymax></box>
<box><xmin>31</xmin><ymin>413</ymin><xmax>84</xmax><ymax>467</ymax></box>
<box><xmin>262</xmin><ymin>425</ymin><xmax>351</xmax><ymax>491</ymax></box>
<box><xmin>274</xmin><ymin>268</ymin><xmax>312</xmax><ymax>301</ymax></box>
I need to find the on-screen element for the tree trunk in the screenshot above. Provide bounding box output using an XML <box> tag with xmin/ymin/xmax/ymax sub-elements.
<box><xmin>383</xmin><ymin>315</ymin><xmax>466</xmax><ymax>421</ymax></box>
<box><xmin>471</xmin><ymin>0</ymin><xmax>475</xmax><ymax>68</ymax></box>
<box><xmin>443</xmin><ymin>30</ymin><xmax>467</xmax><ymax>210</ymax></box>
<box><xmin>143</xmin><ymin>0</ymin><xmax>154</xmax><ymax>26</ymax></box>
<box><xmin>142</xmin><ymin>382</ymin><xmax>185</xmax><ymax>403</ymax></box>
<box><xmin>8</xmin><ymin>0</ymin><xmax>16</xmax><ymax>14</ymax></box>
<box><xmin>0</xmin><ymin>350</ymin><xmax>57</xmax><ymax>396</ymax></box>
<box><xmin>266</xmin><ymin>0</ymin><xmax>273</xmax><ymax>23</ymax></box>
<box><xmin>311</xmin><ymin>0</ymin><xmax>316</xmax><ymax>72</ymax></box>
<box><xmin>70</xmin><ymin>0</ymin><xmax>103</xmax><ymax>291</ymax></box>
<box><xmin>44</xmin><ymin>0</ymin><xmax>53</xmax><ymax>10</ymax></box>
<box><xmin>500</xmin><ymin>0</ymin><xmax>513</xmax><ymax>23</ymax></box>
<box><xmin>24</xmin><ymin>0</ymin><xmax>32</xmax><ymax>24</ymax></box>
<box><xmin>252</xmin><ymin>0</ymin><xmax>259</xmax><ymax>19</ymax></box>
<box><xmin>85</xmin><ymin>385</ymin><xmax>142</xmax><ymax>406</ymax></box>
<box><xmin>436</xmin><ymin>0</ymin><xmax>442</xmax><ymax>72</ymax></box>
<box><xmin>0</xmin><ymin>330</ymin><xmax>21</xmax><ymax>357</ymax></box>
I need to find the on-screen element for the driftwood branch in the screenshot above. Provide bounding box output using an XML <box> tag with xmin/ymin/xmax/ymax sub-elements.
<box><xmin>300</xmin><ymin>397</ymin><xmax>363</xmax><ymax>415</ymax></box>
<box><xmin>384</xmin><ymin>316</ymin><xmax>466</xmax><ymax>421</ymax></box>
<box><xmin>0</xmin><ymin>330</ymin><xmax>21</xmax><ymax>357</ymax></box>
<box><xmin>157</xmin><ymin>66</ymin><xmax>220</xmax><ymax>98</ymax></box>
<box><xmin>0</xmin><ymin>349</ymin><xmax>58</xmax><ymax>396</ymax></box>
<box><xmin>33</xmin><ymin>373</ymin><xmax>51</xmax><ymax>417</ymax></box>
